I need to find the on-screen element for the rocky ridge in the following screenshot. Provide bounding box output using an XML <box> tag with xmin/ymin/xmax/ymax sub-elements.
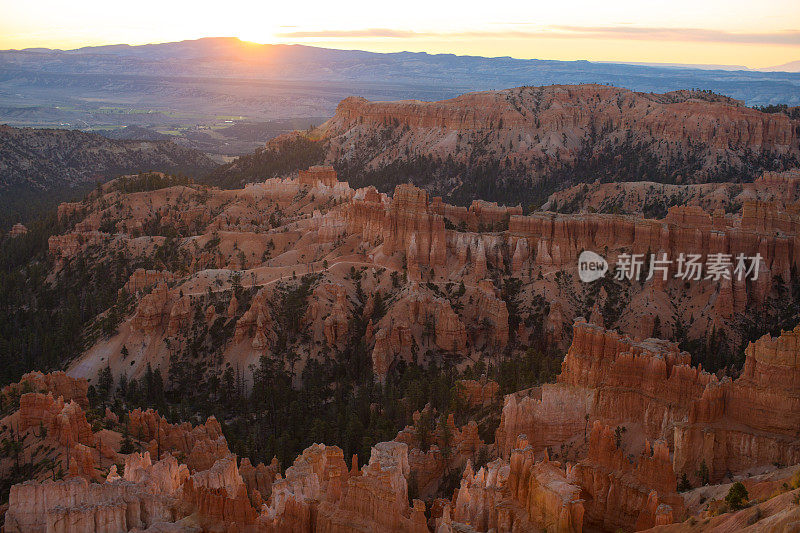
<box><xmin>315</xmin><ymin>85</ymin><xmax>800</xmax><ymax>203</ymax></box>
<box><xmin>0</xmin><ymin>125</ymin><xmax>216</xmax><ymax>191</ymax></box>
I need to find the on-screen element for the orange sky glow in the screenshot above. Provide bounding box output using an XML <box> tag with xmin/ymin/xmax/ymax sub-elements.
<box><xmin>1</xmin><ymin>0</ymin><xmax>798</xmax><ymax>68</ymax></box>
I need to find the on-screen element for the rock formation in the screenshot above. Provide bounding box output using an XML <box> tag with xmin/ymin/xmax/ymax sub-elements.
<box><xmin>16</xmin><ymin>392</ymin><xmax>95</xmax><ymax>448</ymax></box>
<box><xmin>395</xmin><ymin>410</ymin><xmax>482</xmax><ymax>499</ymax></box>
<box><xmin>570</xmin><ymin>422</ymin><xmax>683</xmax><ymax>531</ymax></box>
<box><xmin>127</xmin><ymin>409</ymin><xmax>229</xmax><ymax>471</ymax></box>
<box><xmin>182</xmin><ymin>454</ymin><xmax>258</xmax><ymax>528</ymax></box>
<box><xmin>167</xmin><ymin>294</ymin><xmax>192</xmax><ymax>336</ymax></box>
<box><xmin>8</xmin><ymin>223</ymin><xmax>28</xmax><ymax>237</ymax></box>
<box><xmin>234</xmin><ymin>288</ymin><xmax>277</xmax><ymax>350</ymax></box>
<box><xmin>496</xmin><ymin>319</ymin><xmax>713</xmax><ymax>457</ymax></box>
<box><xmin>456</xmin><ymin>377</ymin><xmax>499</xmax><ymax>408</ymax></box>
<box><xmin>674</xmin><ymin>324</ymin><xmax>800</xmax><ymax>483</ymax></box>
<box><xmin>1</xmin><ymin>371</ymin><xmax>89</xmax><ymax>408</ymax></box>
<box><xmin>262</xmin><ymin>441</ymin><xmax>428</xmax><ymax>532</ymax></box>
<box><xmin>371</xmin><ymin>283</ymin><xmax>467</xmax><ymax>380</ymax></box>
<box><xmin>5</xmin><ymin>452</ymin><xmax>188</xmax><ymax>533</ymax></box>
<box><xmin>322</xmin><ymin>284</ymin><xmax>351</xmax><ymax>347</ymax></box>
<box><xmin>130</xmin><ymin>283</ymin><xmax>172</xmax><ymax>335</ymax></box>
<box><xmin>122</xmin><ymin>268</ymin><xmax>175</xmax><ymax>295</ymax></box>
<box><xmin>299</xmin><ymin>165</ymin><xmax>338</xmax><ymax>188</ymax></box>
<box><xmin>51</xmin><ymin>164</ymin><xmax>800</xmax><ymax>389</ymax></box>
<box><xmin>450</xmin><ymin>446</ymin><xmax>584</xmax><ymax>532</ymax></box>
<box><xmin>475</xmin><ymin>279</ymin><xmax>509</xmax><ymax>348</ymax></box>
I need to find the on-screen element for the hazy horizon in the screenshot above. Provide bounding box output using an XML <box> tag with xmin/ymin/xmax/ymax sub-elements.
<box><xmin>3</xmin><ymin>35</ymin><xmax>798</xmax><ymax>74</ymax></box>
<box><xmin>1</xmin><ymin>0</ymin><xmax>798</xmax><ymax>69</ymax></box>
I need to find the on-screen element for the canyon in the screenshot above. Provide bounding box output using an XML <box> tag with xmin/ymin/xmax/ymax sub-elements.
<box><xmin>3</xmin><ymin>29</ymin><xmax>800</xmax><ymax>532</ymax></box>
<box><xmin>46</xmin><ymin>165</ymin><xmax>800</xmax><ymax>388</ymax></box>
<box><xmin>2</xmin><ymin>313</ymin><xmax>799</xmax><ymax>531</ymax></box>
<box><xmin>2</xmin><ymin>122</ymin><xmax>800</xmax><ymax>533</ymax></box>
<box><xmin>0</xmin><ymin>164</ymin><xmax>795</xmax><ymax>530</ymax></box>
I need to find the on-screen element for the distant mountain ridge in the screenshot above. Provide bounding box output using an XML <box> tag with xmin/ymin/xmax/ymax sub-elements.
<box><xmin>761</xmin><ymin>60</ymin><xmax>800</xmax><ymax>73</ymax></box>
<box><xmin>0</xmin><ymin>37</ymin><xmax>798</xmax><ymax>134</ymax></box>
<box><xmin>7</xmin><ymin>37</ymin><xmax>800</xmax><ymax>82</ymax></box>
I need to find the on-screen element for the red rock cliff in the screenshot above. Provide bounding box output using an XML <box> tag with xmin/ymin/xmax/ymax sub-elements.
<box><xmin>674</xmin><ymin>324</ymin><xmax>800</xmax><ymax>483</ymax></box>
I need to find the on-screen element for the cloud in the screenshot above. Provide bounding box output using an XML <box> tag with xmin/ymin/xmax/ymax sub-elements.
<box><xmin>550</xmin><ymin>26</ymin><xmax>800</xmax><ymax>45</ymax></box>
<box><xmin>275</xmin><ymin>26</ymin><xmax>800</xmax><ymax>46</ymax></box>
<box><xmin>275</xmin><ymin>28</ymin><xmax>419</xmax><ymax>39</ymax></box>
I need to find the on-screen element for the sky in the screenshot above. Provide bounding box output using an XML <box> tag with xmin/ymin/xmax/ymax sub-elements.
<box><xmin>1</xmin><ymin>0</ymin><xmax>799</xmax><ymax>69</ymax></box>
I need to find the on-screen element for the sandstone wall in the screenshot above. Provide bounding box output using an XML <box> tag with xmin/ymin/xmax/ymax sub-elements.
<box><xmin>451</xmin><ymin>447</ymin><xmax>584</xmax><ymax>532</ymax></box>
<box><xmin>674</xmin><ymin>324</ymin><xmax>800</xmax><ymax>483</ymax></box>
<box><xmin>497</xmin><ymin>319</ymin><xmax>712</xmax><ymax>457</ymax></box>
<box><xmin>569</xmin><ymin>422</ymin><xmax>683</xmax><ymax>531</ymax></box>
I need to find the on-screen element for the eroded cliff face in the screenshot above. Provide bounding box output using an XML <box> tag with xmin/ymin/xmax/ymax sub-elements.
<box><xmin>126</xmin><ymin>408</ymin><xmax>230</xmax><ymax>472</ymax></box>
<box><xmin>0</xmin><ymin>372</ymin><xmax>241</xmax><ymax>531</ymax></box>
<box><xmin>456</xmin><ymin>377</ymin><xmax>500</xmax><ymax>408</ymax></box>
<box><xmin>1</xmin><ymin>371</ymin><xmax>89</xmax><ymax>408</ymax></box>
<box><xmin>259</xmin><ymin>440</ymin><xmax>429</xmax><ymax>533</ymax></box>
<box><xmin>318</xmin><ymin>86</ymin><xmax>800</xmax><ymax>201</ymax></box>
<box><xmin>496</xmin><ymin>319</ymin><xmax>713</xmax><ymax>457</ymax></box>
<box><xmin>394</xmin><ymin>409</ymin><xmax>482</xmax><ymax>500</ymax></box>
<box><xmin>493</xmin><ymin>317</ymin><xmax>800</xmax><ymax>530</ymax></box>
<box><xmin>450</xmin><ymin>445</ymin><xmax>585</xmax><ymax>533</ymax></box>
<box><xmin>570</xmin><ymin>423</ymin><xmax>683</xmax><ymax>531</ymax></box>
<box><xmin>543</xmin><ymin>169</ymin><xmax>800</xmax><ymax>216</ymax></box>
<box><xmin>6</xmin><ymin>456</ymin><xmax>182</xmax><ymax>533</ymax></box>
<box><xmin>674</xmin><ymin>324</ymin><xmax>800</xmax><ymax>484</ymax></box>
<box><xmin>370</xmin><ymin>283</ymin><xmax>469</xmax><ymax>381</ymax></box>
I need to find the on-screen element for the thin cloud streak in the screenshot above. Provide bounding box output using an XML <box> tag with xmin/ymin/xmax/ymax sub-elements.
<box><xmin>276</xmin><ymin>26</ymin><xmax>800</xmax><ymax>46</ymax></box>
<box><xmin>551</xmin><ymin>26</ymin><xmax>800</xmax><ymax>45</ymax></box>
<box><xmin>279</xmin><ymin>28</ymin><xmax>419</xmax><ymax>38</ymax></box>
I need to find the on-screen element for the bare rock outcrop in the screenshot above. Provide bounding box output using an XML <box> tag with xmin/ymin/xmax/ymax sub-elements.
<box><xmin>166</xmin><ymin>294</ymin><xmax>192</xmax><ymax>336</ymax></box>
<box><xmin>1</xmin><ymin>371</ymin><xmax>89</xmax><ymax>408</ymax></box>
<box><xmin>234</xmin><ymin>288</ymin><xmax>277</xmax><ymax>350</ymax></box>
<box><xmin>130</xmin><ymin>283</ymin><xmax>172</xmax><ymax>335</ymax></box>
<box><xmin>674</xmin><ymin>324</ymin><xmax>800</xmax><ymax>483</ymax></box>
<box><xmin>323</xmin><ymin>284</ymin><xmax>351</xmax><ymax>347</ymax></box>
<box><xmin>451</xmin><ymin>448</ymin><xmax>584</xmax><ymax>532</ymax></box>
<box><xmin>5</xmin><ymin>453</ymin><xmax>187</xmax><ymax>533</ymax></box>
<box><xmin>395</xmin><ymin>411</ymin><xmax>481</xmax><ymax>499</ymax></box>
<box><xmin>315</xmin><ymin>441</ymin><xmax>428</xmax><ymax>533</ymax></box>
<box><xmin>456</xmin><ymin>377</ymin><xmax>500</xmax><ymax>408</ymax></box>
<box><xmin>122</xmin><ymin>268</ymin><xmax>175</xmax><ymax>296</ymax></box>
<box><xmin>127</xmin><ymin>409</ymin><xmax>229</xmax><ymax>472</ymax></box>
<box><xmin>371</xmin><ymin>284</ymin><xmax>467</xmax><ymax>381</ymax></box>
<box><xmin>299</xmin><ymin>165</ymin><xmax>338</xmax><ymax>188</ymax></box>
<box><xmin>496</xmin><ymin>319</ymin><xmax>714</xmax><ymax>456</ymax></box>
<box><xmin>182</xmin><ymin>454</ymin><xmax>258</xmax><ymax>528</ymax></box>
<box><xmin>17</xmin><ymin>392</ymin><xmax>95</xmax><ymax>448</ymax></box>
<box><xmin>569</xmin><ymin>422</ymin><xmax>683</xmax><ymax>531</ymax></box>
<box><xmin>8</xmin><ymin>223</ymin><xmax>28</xmax><ymax>237</ymax></box>
<box><xmin>322</xmin><ymin>86</ymin><xmax>800</xmax><ymax>189</ymax></box>
<box><xmin>475</xmin><ymin>279</ymin><xmax>509</xmax><ymax>348</ymax></box>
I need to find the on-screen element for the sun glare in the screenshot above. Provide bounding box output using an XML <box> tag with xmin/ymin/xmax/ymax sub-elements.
<box><xmin>0</xmin><ymin>0</ymin><xmax>798</xmax><ymax>67</ymax></box>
